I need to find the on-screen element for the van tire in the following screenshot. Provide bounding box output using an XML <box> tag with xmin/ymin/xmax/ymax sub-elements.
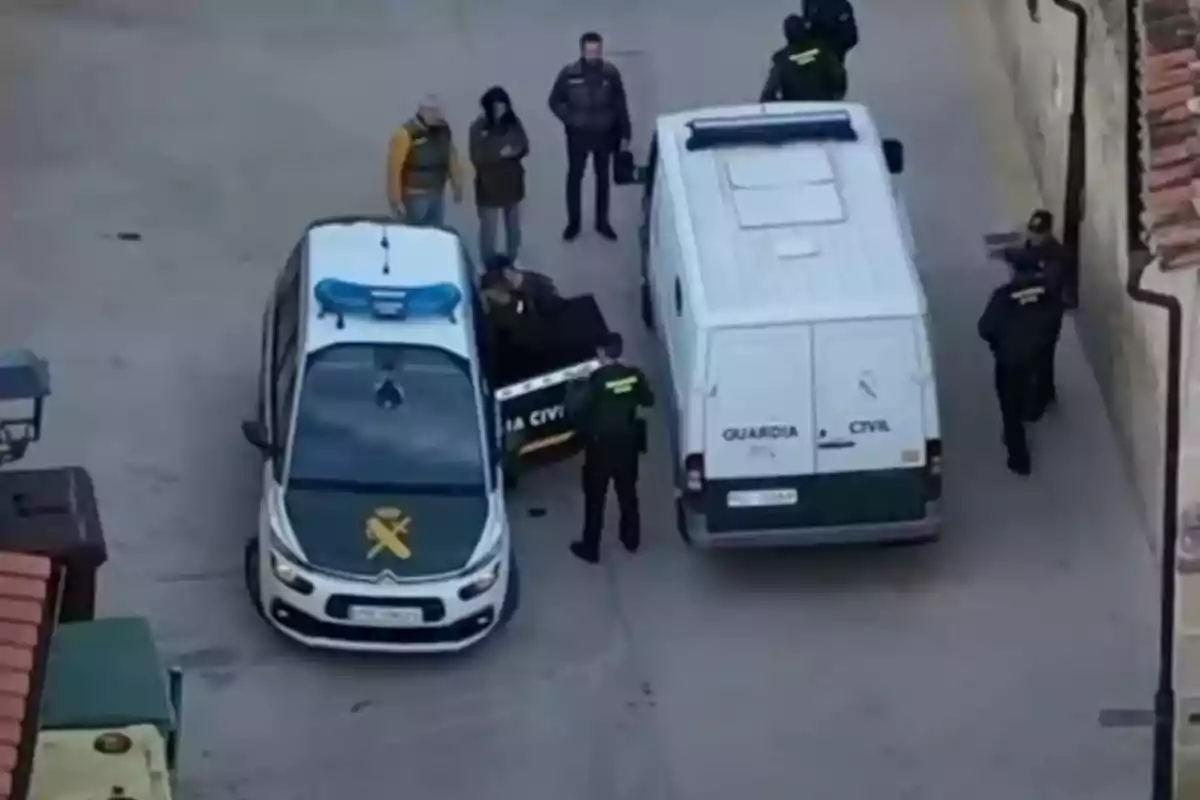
<box><xmin>640</xmin><ymin>283</ymin><xmax>654</xmax><ymax>331</ymax></box>
<box><xmin>243</xmin><ymin>538</ymin><xmax>267</xmax><ymax>621</ymax></box>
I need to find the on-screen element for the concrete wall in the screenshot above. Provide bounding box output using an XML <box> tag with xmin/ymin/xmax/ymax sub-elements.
<box><xmin>986</xmin><ymin>0</ymin><xmax>1182</xmax><ymax>547</ymax></box>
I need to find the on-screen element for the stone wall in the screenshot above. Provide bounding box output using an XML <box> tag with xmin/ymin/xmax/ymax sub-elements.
<box><xmin>985</xmin><ymin>0</ymin><xmax>1191</xmax><ymax>547</ymax></box>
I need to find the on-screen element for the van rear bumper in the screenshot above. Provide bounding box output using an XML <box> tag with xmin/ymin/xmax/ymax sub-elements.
<box><xmin>679</xmin><ymin>499</ymin><xmax>942</xmax><ymax>549</ymax></box>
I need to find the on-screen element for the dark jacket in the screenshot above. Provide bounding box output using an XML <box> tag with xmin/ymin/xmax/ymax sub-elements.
<box><xmin>570</xmin><ymin>362</ymin><xmax>655</xmax><ymax>450</ymax></box>
<box><xmin>469</xmin><ymin>87</ymin><xmax>529</xmax><ymax>208</ymax></box>
<box><xmin>548</xmin><ymin>59</ymin><xmax>632</xmax><ymax>141</ymax></box>
<box><xmin>977</xmin><ymin>273</ymin><xmax>1063</xmax><ymax>368</ymax></box>
<box><xmin>803</xmin><ymin>0</ymin><xmax>858</xmax><ymax>60</ymax></box>
<box><xmin>512</xmin><ymin>269</ymin><xmax>561</xmax><ymax>316</ymax></box>
<box><xmin>1000</xmin><ymin>236</ymin><xmax>1073</xmax><ymax>312</ymax></box>
<box><xmin>760</xmin><ymin>39</ymin><xmax>847</xmax><ymax>102</ymax></box>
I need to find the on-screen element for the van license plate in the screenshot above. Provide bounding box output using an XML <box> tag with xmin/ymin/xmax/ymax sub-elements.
<box><xmin>727</xmin><ymin>489</ymin><xmax>798</xmax><ymax>508</ymax></box>
<box><xmin>348</xmin><ymin>606</ymin><xmax>423</xmax><ymax>626</ymax></box>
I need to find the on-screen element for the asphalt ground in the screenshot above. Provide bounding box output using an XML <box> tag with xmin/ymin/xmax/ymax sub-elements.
<box><xmin>0</xmin><ymin>0</ymin><xmax>1157</xmax><ymax>797</ymax></box>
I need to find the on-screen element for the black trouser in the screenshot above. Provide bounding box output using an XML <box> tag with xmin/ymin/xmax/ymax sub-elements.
<box><xmin>565</xmin><ymin>131</ymin><xmax>612</xmax><ymax>228</ymax></box>
<box><xmin>995</xmin><ymin>361</ymin><xmax>1034</xmax><ymax>467</ymax></box>
<box><xmin>580</xmin><ymin>443</ymin><xmax>640</xmax><ymax>554</ymax></box>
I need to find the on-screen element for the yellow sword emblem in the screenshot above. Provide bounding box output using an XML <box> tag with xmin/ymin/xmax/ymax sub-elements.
<box><xmin>365</xmin><ymin>507</ymin><xmax>412</xmax><ymax>559</ymax></box>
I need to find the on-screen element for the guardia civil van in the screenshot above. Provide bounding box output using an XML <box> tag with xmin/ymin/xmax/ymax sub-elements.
<box><xmin>240</xmin><ymin>216</ymin><xmax>517</xmax><ymax>652</ymax></box>
<box><xmin>636</xmin><ymin>104</ymin><xmax>942</xmax><ymax>548</ymax></box>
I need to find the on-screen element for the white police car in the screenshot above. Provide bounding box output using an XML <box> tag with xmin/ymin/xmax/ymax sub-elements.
<box><xmin>240</xmin><ymin>216</ymin><xmax>517</xmax><ymax>653</ymax></box>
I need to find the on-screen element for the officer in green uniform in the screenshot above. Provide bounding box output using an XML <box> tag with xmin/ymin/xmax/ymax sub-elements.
<box><xmin>567</xmin><ymin>332</ymin><xmax>655</xmax><ymax>563</ymax></box>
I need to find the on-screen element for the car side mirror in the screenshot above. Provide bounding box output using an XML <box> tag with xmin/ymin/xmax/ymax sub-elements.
<box><xmin>241</xmin><ymin>419</ymin><xmax>276</xmax><ymax>454</ymax></box>
<box><xmin>882</xmin><ymin>139</ymin><xmax>904</xmax><ymax>174</ymax></box>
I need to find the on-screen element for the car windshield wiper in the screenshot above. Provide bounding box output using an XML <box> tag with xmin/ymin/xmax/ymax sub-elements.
<box><xmin>285</xmin><ymin>477</ymin><xmax>487</xmax><ymax>496</ymax></box>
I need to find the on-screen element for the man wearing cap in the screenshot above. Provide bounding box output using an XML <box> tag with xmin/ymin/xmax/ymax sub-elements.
<box><xmin>566</xmin><ymin>332</ymin><xmax>654</xmax><ymax>563</ymax></box>
<box><xmin>978</xmin><ymin>249</ymin><xmax>1065</xmax><ymax>476</ymax></box>
<box><xmin>386</xmin><ymin>94</ymin><xmax>464</xmax><ymax>227</ymax></box>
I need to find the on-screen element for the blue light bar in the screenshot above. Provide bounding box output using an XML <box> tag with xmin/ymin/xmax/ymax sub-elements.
<box><xmin>686</xmin><ymin>110</ymin><xmax>857</xmax><ymax>151</ymax></box>
<box><xmin>314</xmin><ymin>278</ymin><xmax>462</xmax><ymax>329</ymax></box>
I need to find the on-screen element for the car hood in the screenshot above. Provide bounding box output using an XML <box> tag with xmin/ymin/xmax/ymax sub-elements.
<box><xmin>283</xmin><ymin>488</ymin><xmax>489</xmax><ymax>579</ymax></box>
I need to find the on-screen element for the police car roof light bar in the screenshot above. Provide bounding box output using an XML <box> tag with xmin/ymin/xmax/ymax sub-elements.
<box><xmin>686</xmin><ymin>110</ymin><xmax>857</xmax><ymax>151</ymax></box>
<box><xmin>314</xmin><ymin>278</ymin><xmax>462</xmax><ymax>329</ymax></box>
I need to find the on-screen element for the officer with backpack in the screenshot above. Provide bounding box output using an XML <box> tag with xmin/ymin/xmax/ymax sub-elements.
<box><xmin>759</xmin><ymin>14</ymin><xmax>848</xmax><ymax>103</ymax></box>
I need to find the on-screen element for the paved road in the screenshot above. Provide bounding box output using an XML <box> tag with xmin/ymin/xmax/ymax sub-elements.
<box><xmin>0</xmin><ymin>0</ymin><xmax>1158</xmax><ymax>797</ymax></box>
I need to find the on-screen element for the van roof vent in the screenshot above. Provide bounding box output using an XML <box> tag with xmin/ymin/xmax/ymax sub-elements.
<box><xmin>731</xmin><ymin>183</ymin><xmax>844</xmax><ymax>228</ymax></box>
<box><xmin>725</xmin><ymin>149</ymin><xmax>834</xmax><ymax>188</ymax></box>
<box><xmin>774</xmin><ymin>236</ymin><xmax>821</xmax><ymax>259</ymax></box>
<box><xmin>724</xmin><ymin>149</ymin><xmax>844</xmax><ymax>229</ymax></box>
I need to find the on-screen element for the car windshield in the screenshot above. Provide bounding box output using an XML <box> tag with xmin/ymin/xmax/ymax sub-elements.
<box><xmin>287</xmin><ymin>343</ymin><xmax>487</xmax><ymax>493</ymax></box>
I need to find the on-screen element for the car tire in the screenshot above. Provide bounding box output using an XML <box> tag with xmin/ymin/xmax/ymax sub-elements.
<box><xmin>498</xmin><ymin>551</ymin><xmax>521</xmax><ymax>626</ymax></box>
<box><xmin>640</xmin><ymin>282</ymin><xmax>654</xmax><ymax>332</ymax></box>
<box><xmin>675</xmin><ymin>498</ymin><xmax>693</xmax><ymax>545</ymax></box>
<box><xmin>243</xmin><ymin>538</ymin><xmax>267</xmax><ymax>620</ymax></box>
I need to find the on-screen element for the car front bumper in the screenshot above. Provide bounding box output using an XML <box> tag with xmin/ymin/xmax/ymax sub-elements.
<box><xmin>257</xmin><ymin>543</ymin><xmax>510</xmax><ymax>654</ymax></box>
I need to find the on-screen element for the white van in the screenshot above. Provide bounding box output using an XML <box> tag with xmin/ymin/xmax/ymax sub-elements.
<box><xmin>636</xmin><ymin>104</ymin><xmax>942</xmax><ymax>548</ymax></box>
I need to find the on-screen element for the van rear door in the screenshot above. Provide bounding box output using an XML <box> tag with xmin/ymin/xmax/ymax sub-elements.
<box><xmin>812</xmin><ymin>318</ymin><xmax>928</xmax><ymax>474</ymax></box>
<box><xmin>703</xmin><ymin>324</ymin><xmax>815</xmax><ymax>496</ymax></box>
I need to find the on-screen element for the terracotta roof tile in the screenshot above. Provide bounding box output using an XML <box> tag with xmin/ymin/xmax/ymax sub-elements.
<box><xmin>0</xmin><ymin>550</ymin><xmax>59</xmax><ymax>800</ymax></box>
<box><xmin>1138</xmin><ymin>1</ymin><xmax>1200</xmax><ymax>270</ymax></box>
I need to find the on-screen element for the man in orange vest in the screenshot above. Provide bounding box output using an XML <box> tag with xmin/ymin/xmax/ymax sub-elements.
<box><xmin>386</xmin><ymin>94</ymin><xmax>464</xmax><ymax>227</ymax></box>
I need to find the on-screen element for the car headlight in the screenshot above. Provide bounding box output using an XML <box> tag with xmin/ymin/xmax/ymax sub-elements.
<box><xmin>268</xmin><ymin>533</ymin><xmax>314</xmax><ymax>595</ymax></box>
<box><xmin>458</xmin><ymin>533</ymin><xmax>507</xmax><ymax>601</ymax></box>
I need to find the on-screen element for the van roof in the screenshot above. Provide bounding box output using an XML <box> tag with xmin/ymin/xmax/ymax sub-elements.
<box><xmin>302</xmin><ymin>217</ymin><xmax>476</xmax><ymax>359</ymax></box>
<box><xmin>656</xmin><ymin>102</ymin><xmax>925</xmax><ymax>327</ymax></box>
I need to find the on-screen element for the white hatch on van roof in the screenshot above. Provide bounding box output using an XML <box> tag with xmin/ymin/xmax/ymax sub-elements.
<box><xmin>724</xmin><ymin>149</ymin><xmax>845</xmax><ymax>228</ymax></box>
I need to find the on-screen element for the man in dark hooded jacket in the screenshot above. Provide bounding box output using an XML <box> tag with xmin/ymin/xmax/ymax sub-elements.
<box><xmin>469</xmin><ymin>86</ymin><xmax>529</xmax><ymax>264</ymax></box>
<box><xmin>760</xmin><ymin>14</ymin><xmax>847</xmax><ymax>103</ymax></box>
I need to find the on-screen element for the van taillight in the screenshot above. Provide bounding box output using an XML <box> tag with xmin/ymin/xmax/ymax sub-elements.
<box><xmin>684</xmin><ymin>453</ymin><xmax>705</xmax><ymax>494</ymax></box>
<box><xmin>925</xmin><ymin>439</ymin><xmax>942</xmax><ymax>501</ymax></box>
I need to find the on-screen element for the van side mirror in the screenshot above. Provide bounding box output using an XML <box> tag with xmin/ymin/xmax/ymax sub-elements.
<box><xmin>882</xmin><ymin>139</ymin><xmax>904</xmax><ymax>174</ymax></box>
<box><xmin>241</xmin><ymin>419</ymin><xmax>277</xmax><ymax>455</ymax></box>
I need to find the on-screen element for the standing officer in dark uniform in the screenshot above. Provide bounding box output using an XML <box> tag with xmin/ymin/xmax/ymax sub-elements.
<box><xmin>1000</xmin><ymin>209</ymin><xmax>1072</xmax><ymax>412</ymax></box>
<box><xmin>977</xmin><ymin>250</ymin><xmax>1064</xmax><ymax>476</ymax></box>
<box><xmin>760</xmin><ymin>14</ymin><xmax>848</xmax><ymax>102</ymax></box>
<box><xmin>548</xmin><ymin>31</ymin><xmax>632</xmax><ymax>243</ymax></box>
<box><xmin>567</xmin><ymin>332</ymin><xmax>654</xmax><ymax>564</ymax></box>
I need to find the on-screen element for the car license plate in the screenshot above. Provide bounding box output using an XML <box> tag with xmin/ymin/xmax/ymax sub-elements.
<box><xmin>727</xmin><ymin>488</ymin><xmax>798</xmax><ymax>508</ymax></box>
<box><xmin>348</xmin><ymin>606</ymin><xmax>423</xmax><ymax>626</ymax></box>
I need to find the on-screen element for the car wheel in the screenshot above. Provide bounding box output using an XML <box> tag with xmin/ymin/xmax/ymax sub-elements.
<box><xmin>498</xmin><ymin>551</ymin><xmax>521</xmax><ymax>626</ymax></box>
<box><xmin>640</xmin><ymin>282</ymin><xmax>654</xmax><ymax>332</ymax></box>
<box><xmin>243</xmin><ymin>538</ymin><xmax>267</xmax><ymax>620</ymax></box>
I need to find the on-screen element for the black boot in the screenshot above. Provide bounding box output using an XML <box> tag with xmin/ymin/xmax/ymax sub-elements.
<box><xmin>569</xmin><ymin>541</ymin><xmax>599</xmax><ymax>564</ymax></box>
